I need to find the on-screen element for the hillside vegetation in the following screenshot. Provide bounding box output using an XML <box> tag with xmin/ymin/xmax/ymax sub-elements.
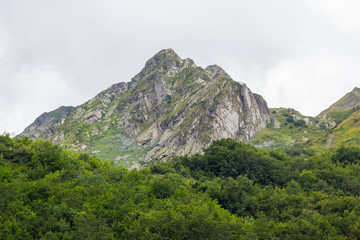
<box><xmin>2</xmin><ymin>134</ymin><xmax>360</xmax><ymax>239</ymax></box>
<box><xmin>315</xmin><ymin>109</ymin><xmax>360</xmax><ymax>149</ymax></box>
<box><xmin>250</xmin><ymin>108</ymin><xmax>325</xmax><ymax>151</ymax></box>
<box><xmin>318</xmin><ymin>87</ymin><xmax>360</xmax><ymax>125</ymax></box>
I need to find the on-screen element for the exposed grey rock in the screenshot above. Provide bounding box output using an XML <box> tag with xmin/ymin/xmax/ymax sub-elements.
<box><xmin>326</xmin><ymin>134</ymin><xmax>335</xmax><ymax>148</ymax></box>
<box><xmin>78</xmin><ymin>144</ymin><xmax>87</xmax><ymax>151</ymax></box>
<box><xmin>53</xmin><ymin>133</ymin><xmax>65</xmax><ymax>143</ymax></box>
<box><xmin>205</xmin><ymin>65</ymin><xmax>231</xmax><ymax>79</ymax></box>
<box><xmin>303</xmin><ymin>117</ymin><xmax>311</xmax><ymax>125</ymax></box>
<box><xmin>271</xmin><ymin>117</ymin><xmax>281</xmax><ymax>128</ymax></box>
<box><xmin>83</xmin><ymin>109</ymin><xmax>105</xmax><ymax>123</ymax></box>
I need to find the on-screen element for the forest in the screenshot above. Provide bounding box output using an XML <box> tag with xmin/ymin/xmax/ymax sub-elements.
<box><xmin>1</xmin><ymin>134</ymin><xmax>360</xmax><ymax>239</ymax></box>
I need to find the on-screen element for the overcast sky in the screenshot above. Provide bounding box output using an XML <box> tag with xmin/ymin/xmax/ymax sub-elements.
<box><xmin>1</xmin><ymin>0</ymin><xmax>360</xmax><ymax>134</ymax></box>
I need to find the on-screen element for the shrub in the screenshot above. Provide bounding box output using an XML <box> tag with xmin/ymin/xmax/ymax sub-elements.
<box><xmin>294</xmin><ymin>120</ymin><xmax>307</xmax><ymax>128</ymax></box>
<box><xmin>286</xmin><ymin>116</ymin><xmax>294</xmax><ymax>123</ymax></box>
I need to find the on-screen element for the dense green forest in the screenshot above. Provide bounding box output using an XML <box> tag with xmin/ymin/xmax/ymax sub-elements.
<box><xmin>2</xmin><ymin>134</ymin><xmax>360</xmax><ymax>239</ymax></box>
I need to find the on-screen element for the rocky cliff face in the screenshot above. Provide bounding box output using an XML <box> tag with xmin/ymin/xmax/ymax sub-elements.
<box><xmin>20</xmin><ymin>49</ymin><xmax>271</xmax><ymax>167</ymax></box>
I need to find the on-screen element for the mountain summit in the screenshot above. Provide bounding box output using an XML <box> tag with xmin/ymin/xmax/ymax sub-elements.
<box><xmin>20</xmin><ymin>49</ymin><xmax>271</xmax><ymax>168</ymax></box>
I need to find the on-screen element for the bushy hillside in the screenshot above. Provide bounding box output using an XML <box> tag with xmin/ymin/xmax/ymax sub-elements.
<box><xmin>0</xmin><ymin>135</ymin><xmax>241</xmax><ymax>239</ymax></box>
<box><xmin>2</xmin><ymin>135</ymin><xmax>360</xmax><ymax>239</ymax></box>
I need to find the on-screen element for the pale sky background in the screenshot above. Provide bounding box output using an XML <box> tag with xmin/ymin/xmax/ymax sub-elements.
<box><xmin>1</xmin><ymin>0</ymin><xmax>360</xmax><ymax>134</ymax></box>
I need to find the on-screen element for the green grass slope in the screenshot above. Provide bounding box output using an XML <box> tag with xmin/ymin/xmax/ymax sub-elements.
<box><xmin>313</xmin><ymin>109</ymin><xmax>360</xmax><ymax>149</ymax></box>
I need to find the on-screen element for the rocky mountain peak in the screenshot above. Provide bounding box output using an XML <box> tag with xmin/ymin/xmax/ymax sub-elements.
<box><xmin>20</xmin><ymin>49</ymin><xmax>272</xmax><ymax>168</ymax></box>
<box><xmin>158</xmin><ymin>48</ymin><xmax>180</xmax><ymax>58</ymax></box>
<box><xmin>351</xmin><ymin>87</ymin><xmax>360</xmax><ymax>96</ymax></box>
<box><xmin>131</xmin><ymin>49</ymin><xmax>189</xmax><ymax>84</ymax></box>
<box><xmin>146</xmin><ymin>48</ymin><xmax>182</xmax><ymax>67</ymax></box>
<box><xmin>183</xmin><ymin>58</ymin><xmax>197</xmax><ymax>68</ymax></box>
<box><xmin>205</xmin><ymin>65</ymin><xmax>231</xmax><ymax>79</ymax></box>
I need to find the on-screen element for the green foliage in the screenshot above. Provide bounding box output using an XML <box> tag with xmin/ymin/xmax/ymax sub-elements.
<box><xmin>0</xmin><ymin>136</ymin><xmax>245</xmax><ymax>239</ymax></box>
<box><xmin>294</xmin><ymin>119</ymin><xmax>307</xmax><ymax>128</ymax></box>
<box><xmin>286</xmin><ymin>116</ymin><xmax>294</xmax><ymax>123</ymax></box>
<box><xmin>326</xmin><ymin>107</ymin><xmax>360</xmax><ymax>125</ymax></box>
<box><xmin>3</xmin><ymin>136</ymin><xmax>360</xmax><ymax>239</ymax></box>
<box><xmin>314</xmin><ymin>109</ymin><xmax>360</xmax><ymax>149</ymax></box>
<box><xmin>282</xmin><ymin>112</ymin><xmax>292</xmax><ymax>118</ymax></box>
<box><xmin>165</xmin><ymin>94</ymin><xmax>172</xmax><ymax>105</ymax></box>
<box><xmin>332</xmin><ymin>145</ymin><xmax>360</xmax><ymax>164</ymax></box>
<box><xmin>161</xmin><ymin>138</ymin><xmax>360</xmax><ymax>238</ymax></box>
<box><xmin>173</xmin><ymin>139</ymin><xmax>293</xmax><ymax>186</ymax></box>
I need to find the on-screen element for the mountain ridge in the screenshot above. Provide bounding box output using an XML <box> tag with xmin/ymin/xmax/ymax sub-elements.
<box><xmin>20</xmin><ymin>49</ymin><xmax>271</xmax><ymax>168</ymax></box>
<box><xmin>250</xmin><ymin>87</ymin><xmax>360</xmax><ymax>152</ymax></box>
<box><xmin>19</xmin><ymin>106</ymin><xmax>75</xmax><ymax>139</ymax></box>
<box><xmin>316</xmin><ymin>87</ymin><xmax>360</xmax><ymax>127</ymax></box>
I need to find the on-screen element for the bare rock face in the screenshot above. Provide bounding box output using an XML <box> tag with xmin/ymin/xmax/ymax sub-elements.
<box><xmin>20</xmin><ymin>49</ymin><xmax>271</xmax><ymax>164</ymax></box>
<box><xmin>53</xmin><ymin>133</ymin><xmax>65</xmax><ymax>143</ymax></box>
<box><xmin>271</xmin><ymin>117</ymin><xmax>281</xmax><ymax>128</ymax></box>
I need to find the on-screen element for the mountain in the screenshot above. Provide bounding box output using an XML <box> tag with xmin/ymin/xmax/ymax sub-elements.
<box><xmin>19</xmin><ymin>106</ymin><xmax>75</xmax><ymax>139</ymax></box>
<box><xmin>250</xmin><ymin>88</ymin><xmax>360</xmax><ymax>153</ymax></box>
<box><xmin>316</xmin><ymin>87</ymin><xmax>360</xmax><ymax>127</ymax></box>
<box><xmin>307</xmin><ymin>87</ymin><xmax>360</xmax><ymax>150</ymax></box>
<box><xmin>19</xmin><ymin>49</ymin><xmax>271</xmax><ymax>168</ymax></box>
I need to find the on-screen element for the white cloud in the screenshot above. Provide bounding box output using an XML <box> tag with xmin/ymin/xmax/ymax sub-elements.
<box><xmin>308</xmin><ymin>0</ymin><xmax>360</xmax><ymax>31</ymax></box>
<box><xmin>1</xmin><ymin>0</ymin><xmax>360</xmax><ymax>133</ymax></box>
<box><xmin>262</xmin><ymin>52</ymin><xmax>360</xmax><ymax>116</ymax></box>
